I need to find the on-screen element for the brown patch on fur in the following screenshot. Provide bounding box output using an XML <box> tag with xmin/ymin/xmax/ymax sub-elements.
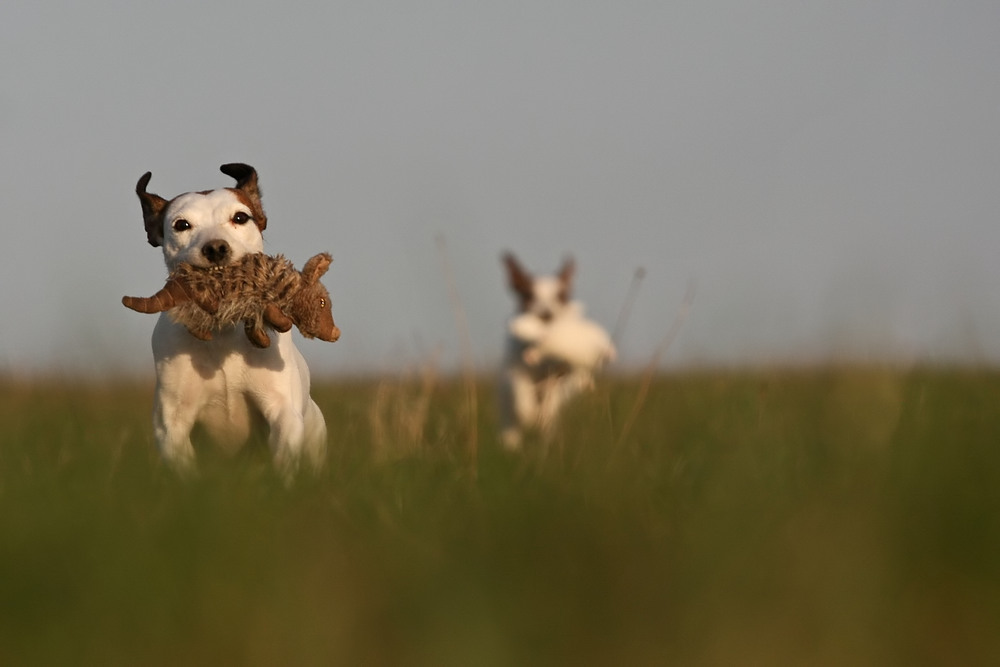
<box><xmin>220</xmin><ymin>163</ymin><xmax>267</xmax><ymax>232</ymax></box>
<box><xmin>228</xmin><ymin>189</ymin><xmax>267</xmax><ymax>233</ymax></box>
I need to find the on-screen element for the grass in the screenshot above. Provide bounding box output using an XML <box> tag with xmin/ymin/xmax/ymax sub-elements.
<box><xmin>1</xmin><ymin>366</ymin><xmax>1000</xmax><ymax>665</ymax></box>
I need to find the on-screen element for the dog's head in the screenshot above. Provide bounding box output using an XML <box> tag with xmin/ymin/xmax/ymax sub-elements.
<box><xmin>502</xmin><ymin>252</ymin><xmax>576</xmax><ymax>323</ymax></box>
<box><xmin>137</xmin><ymin>163</ymin><xmax>268</xmax><ymax>271</ymax></box>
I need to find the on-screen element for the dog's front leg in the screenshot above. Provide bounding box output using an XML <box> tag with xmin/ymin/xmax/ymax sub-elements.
<box><xmin>499</xmin><ymin>369</ymin><xmax>540</xmax><ymax>450</ymax></box>
<box><xmin>300</xmin><ymin>399</ymin><xmax>328</xmax><ymax>472</ymax></box>
<box><xmin>152</xmin><ymin>381</ymin><xmax>199</xmax><ymax>475</ymax></box>
<box><xmin>264</xmin><ymin>401</ymin><xmax>327</xmax><ymax>480</ymax></box>
<box><xmin>150</xmin><ymin>317</ymin><xmax>211</xmax><ymax>474</ymax></box>
<box><xmin>536</xmin><ymin>377</ymin><xmax>564</xmax><ymax>443</ymax></box>
<box><xmin>257</xmin><ymin>399</ymin><xmax>308</xmax><ymax>483</ymax></box>
<box><xmin>537</xmin><ymin>371</ymin><xmax>593</xmax><ymax>443</ymax></box>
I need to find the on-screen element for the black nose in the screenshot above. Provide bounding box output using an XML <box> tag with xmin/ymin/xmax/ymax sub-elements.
<box><xmin>202</xmin><ymin>240</ymin><xmax>231</xmax><ymax>265</ymax></box>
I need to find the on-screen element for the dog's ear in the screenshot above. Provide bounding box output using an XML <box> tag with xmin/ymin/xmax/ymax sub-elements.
<box><xmin>502</xmin><ymin>252</ymin><xmax>534</xmax><ymax>305</ymax></box>
<box><xmin>136</xmin><ymin>172</ymin><xmax>167</xmax><ymax>248</ymax></box>
<box><xmin>557</xmin><ymin>255</ymin><xmax>575</xmax><ymax>302</ymax></box>
<box><xmin>220</xmin><ymin>163</ymin><xmax>267</xmax><ymax>232</ymax></box>
<box><xmin>302</xmin><ymin>253</ymin><xmax>332</xmax><ymax>283</ymax></box>
<box><xmin>219</xmin><ymin>163</ymin><xmax>260</xmax><ymax>195</ymax></box>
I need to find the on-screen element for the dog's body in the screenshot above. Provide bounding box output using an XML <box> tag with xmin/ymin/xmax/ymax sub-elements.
<box><xmin>136</xmin><ymin>164</ymin><xmax>327</xmax><ymax>476</ymax></box>
<box><xmin>497</xmin><ymin>253</ymin><xmax>613</xmax><ymax>449</ymax></box>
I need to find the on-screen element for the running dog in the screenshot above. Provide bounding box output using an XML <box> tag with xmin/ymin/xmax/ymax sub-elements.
<box><xmin>135</xmin><ymin>163</ymin><xmax>328</xmax><ymax>477</ymax></box>
<box><xmin>497</xmin><ymin>252</ymin><xmax>615</xmax><ymax>449</ymax></box>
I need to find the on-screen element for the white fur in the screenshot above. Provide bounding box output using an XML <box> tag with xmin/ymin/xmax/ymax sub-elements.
<box><xmin>149</xmin><ymin>183</ymin><xmax>327</xmax><ymax>479</ymax></box>
<box><xmin>161</xmin><ymin>191</ymin><xmax>264</xmax><ymax>269</ymax></box>
<box><xmin>510</xmin><ymin>305</ymin><xmax>616</xmax><ymax>372</ymax></box>
<box><xmin>497</xmin><ymin>257</ymin><xmax>614</xmax><ymax>450</ymax></box>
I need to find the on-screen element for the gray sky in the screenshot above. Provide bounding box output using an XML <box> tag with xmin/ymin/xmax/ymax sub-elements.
<box><xmin>2</xmin><ymin>1</ymin><xmax>999</xmax><ymax>377</ymax></box>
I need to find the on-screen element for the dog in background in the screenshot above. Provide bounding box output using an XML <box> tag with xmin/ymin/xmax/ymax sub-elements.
<box><xmin>498</xmin><ymin>252</ymin><xmax>615</xmax><ymax>449</ymax></box>
<box><xmin>135</xmin><ymin>163</ymin><xmax>328</xmax><ymax>478</ymax></box>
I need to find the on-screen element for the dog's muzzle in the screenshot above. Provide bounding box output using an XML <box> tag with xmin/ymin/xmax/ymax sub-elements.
<box><xmin>201</xmin><ymin>240</ymin><xmax>231</xmax><ymax>265</ymax></box>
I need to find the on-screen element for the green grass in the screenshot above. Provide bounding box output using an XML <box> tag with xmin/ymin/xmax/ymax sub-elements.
<box><xmin>2</xmin><ymin>367</ymin><xmax>1000</xmax><ymax>665</ymax></box>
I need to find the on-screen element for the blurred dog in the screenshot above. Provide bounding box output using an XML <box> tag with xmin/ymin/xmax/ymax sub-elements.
<box><xmin>135</xmin><ymin>164</ymin><xmax>327</xmax><ymax>478</ymax></box>
<box><xmin>498</xmin><ymin>252</ymin><xmax>615</xmax><ymax>449</ymax></box>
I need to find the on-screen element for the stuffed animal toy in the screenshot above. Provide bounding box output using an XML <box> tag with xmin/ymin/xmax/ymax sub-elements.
<box><xmin>508</xmin><ymin>303</ymin><xmax>616</xmax><ymax>372</ymax></box>
<box><xmin>122</xmin><ymin>252</ymin><xmax>340</xmax><ymax>349</ymax></box>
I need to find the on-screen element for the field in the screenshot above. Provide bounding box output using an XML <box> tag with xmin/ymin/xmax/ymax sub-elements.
<box><xmin>2</xmin><ymin>366</ymin><xmax>1000</xmax><ymax>665</ymax></box>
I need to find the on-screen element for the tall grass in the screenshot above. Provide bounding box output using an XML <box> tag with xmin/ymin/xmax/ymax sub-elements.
<box><xmin>1</xmin><ymin>367</ymin><xmax>999</xmax><ymax>665</ymax></box>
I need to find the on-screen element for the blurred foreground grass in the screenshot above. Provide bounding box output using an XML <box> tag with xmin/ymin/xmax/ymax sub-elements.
<box><xmin>1</xmin><ymin>366</ymin><xmax>999</xmax><ymax>665</ymax></box>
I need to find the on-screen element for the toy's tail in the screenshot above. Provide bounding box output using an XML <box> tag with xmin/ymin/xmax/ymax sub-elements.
<box><xmin>122</xmin><ymin>278</ymin><xmax>193</xmax><ymax>314</ymax></box>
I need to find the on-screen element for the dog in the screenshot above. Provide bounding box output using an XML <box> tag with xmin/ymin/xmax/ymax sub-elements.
<box><xmin>135</xmin><ymin>163</ymin><xmax>328</xmax><ymax>477</ymax></box>
<box><xmin>497</xmin><ymin>252</ymin><xmax>615</xmax><ymax>450</ymax></box>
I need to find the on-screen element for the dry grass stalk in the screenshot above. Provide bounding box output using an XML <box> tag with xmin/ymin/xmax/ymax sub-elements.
<box><xmin>614</xmin><ymin>280</ymin><xmax>696</xmax><ymax>450</ymax></box>
<box><xmin>435</xmin><ymin>235</ymin><xmax>479</xmax><ymax>477</ymax></box>
<box><xmin>368</xmin><ymin>358</ymin><xmax>441</xmax><ymax>461</ymax></box>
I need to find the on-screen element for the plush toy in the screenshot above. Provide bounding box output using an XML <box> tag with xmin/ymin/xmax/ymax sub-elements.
<box><xmin>508</xmin><ymin>303</ymin><xmax>616</xmax><ymax>372</ymax></box>
<box><xmin>122</xmin><ymin>252</ymin><xmax>340</xmax><ymax>349</ymax></box>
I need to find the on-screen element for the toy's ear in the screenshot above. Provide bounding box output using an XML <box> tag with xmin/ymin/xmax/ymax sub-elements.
<box><xmin>136</xmin><ymin>171</ymin><xmax>167</xmax><ymax>248</ymax></box>
<box><xmin>302</xmin><ymin>253</ymin><xmax>332</xmax><ymax>283</ymax></box>
<box><xmin>220</xmin><ymin>163</ymin><xmax>267</xmax><ymax>232</ymax></box>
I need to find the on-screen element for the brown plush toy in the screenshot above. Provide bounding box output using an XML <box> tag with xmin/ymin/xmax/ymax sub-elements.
<box><xmin>122</xmin><ymin>252</ymin><xmax>341</xmax><ymax>349</ymax></box>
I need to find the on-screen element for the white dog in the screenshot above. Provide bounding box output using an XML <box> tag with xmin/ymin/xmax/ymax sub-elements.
<box><xmin>498</xmin><ymin>252</ymin><xmax>616</xmax><ymax>449</ymax></box>
<box><xmin>135</xmin><ymin>163</ymin><xmax>328</xmax><ymax>477</ymax></box>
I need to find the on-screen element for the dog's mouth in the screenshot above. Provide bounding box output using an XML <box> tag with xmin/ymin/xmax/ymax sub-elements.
<box><xmin>176</xmin><ymin>256</ymin><xmax>235</xmax><ymax>272</ymax></box>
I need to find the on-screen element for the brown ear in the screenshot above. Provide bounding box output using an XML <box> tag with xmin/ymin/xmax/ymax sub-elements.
<box><xmin>220</xmin><ymin>163</ymin><xmax>267</xmax><ymax>232</ymax></box>
<box><xmin>136</xmin><ymin>172</ymin><xmax>167</xmax><ymax>248</ymax></box>
<box><xmin>557</xmin><ymin>255</ymin><xmax>575</xmax><ymax>302</ymax></box>
<box><xmin>502</xmin><ymin>252</ymin><xmax>534</xmax><ymax>302</ymax></box>
<box><xmin>302</xmin><ymin>253</ymin><xmax>332</xmax><ymax>283</ymax></box>
<box><xmin>557</xmin><ymin>256</ymin><xmax>575</xmax><ymax>285</ymax></box>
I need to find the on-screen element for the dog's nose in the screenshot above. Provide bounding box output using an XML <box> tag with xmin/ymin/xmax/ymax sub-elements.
<box><xmin>201</xmin><ymin>240</ymin><xmax>231</xmax><ymax>265</ymax></box>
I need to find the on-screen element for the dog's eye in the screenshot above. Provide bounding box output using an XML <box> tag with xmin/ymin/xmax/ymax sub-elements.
<box><xmin>232</xmin><ymin>211</ymin><xmax>251</xmax><ymax>225</ymax></box>
<box><xmin>173</xmin><ymin>219</ymin><xmax>191</xmax><ymax>232</ymax></box>
<box><xmin>319</xmin><ymin>298</ymin><xmax>326</xmax><ymax>307</ymax></box>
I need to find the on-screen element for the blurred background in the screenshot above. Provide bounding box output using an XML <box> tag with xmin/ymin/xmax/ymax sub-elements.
<box><xmin>2</xmin><ymin>1</ymin><xmax>998</xmax><ymax>378</ymax></box>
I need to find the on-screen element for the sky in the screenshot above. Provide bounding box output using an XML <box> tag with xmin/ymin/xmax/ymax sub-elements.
<box><xmin>2</xmin><ymin>1</ymin><xmax>999</xmax><ymax>378</ymax></box>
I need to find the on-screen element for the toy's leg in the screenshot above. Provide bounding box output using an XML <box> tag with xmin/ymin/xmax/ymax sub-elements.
<box><xmin>522</xmin><ymin>346</ymin><xmax>543</xmax><ymax>366</ymax></box>
<box><xmin>263</xmin><ymin>303</ymin><xmax>294</xmax><ymax>332</ymax></box>
<box><xmin>193</xmin><ymin>293</ymin><xmax>220</xmax><ymax>314</ymax></box>
<box><xmin>186</xmin><ymin>326</ymin><xmax>213</xmax><ymax>341</ymax></box>
<box><xmin>244</xmin><ymin>321</ymin><xmax>272</xmax><ymax>348</ymax></box>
